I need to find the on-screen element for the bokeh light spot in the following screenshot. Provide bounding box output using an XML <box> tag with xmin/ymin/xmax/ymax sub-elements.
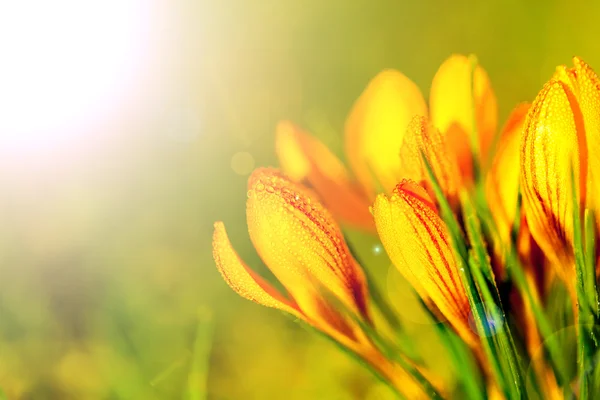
<box><xmin>231</xmin><ymin>152</ymin><xmax>255</xmax><ymax>175</ymax></box>
<box><xmin>372</xmin><ymin>243</ymin><xmax>383</xmax><ymax>255</ymax></box>
<box><xmin>468</xmin><ymin>302</ymin><xmax>505</xmax><ymax>337</ymax></box>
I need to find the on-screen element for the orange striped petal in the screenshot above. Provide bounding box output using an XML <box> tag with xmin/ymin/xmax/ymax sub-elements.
<box><xmin>552</xmin><ymin>65</ymin><xmax>578</xmax><ymax>94</ymax></box>
<box><xmin>275</xmin><ymin>121</ymin><xmax>375</xmax><ymax>231</ymax></box>
<box><xmin>486</xmin><ymin>103</ymin><xmax>530</xmax><ymax>247</ymax></box>
<box><xmin>573</xmin><ymin>57</ymin><xmax>600</xmax><ymax>215</ymax></box>
<box><xmin>373</xmin><ymin>180</ymin><xmax>475</xmax><ymax>346</ymax></box>
<box><xmin>345</xmin><ymin>70</ymin><xmax>427</xmax><ymax>195</ymax></box>
<box><xmin>399</xmin><ymin>115</ymin><xmax>461</xmax><ymax>202</ymax></box>
<box><xmin>430</xmin><ymin>55</ymin><xmax>498</xmax><ymax>177</ymax></box>
<box><xmin>520</xmin><ymin>80</ymin><xmax>587</xmax><ymax>276</ymax></box>
<box><xmin>246</xmin><ymin>168</ymin><xmax>370</xmax><ymax>324</ymax></box>
<box><xmin>212</xmin><ymin>222</ymin><xmax>304</xmax><ymax>319</ymax></box>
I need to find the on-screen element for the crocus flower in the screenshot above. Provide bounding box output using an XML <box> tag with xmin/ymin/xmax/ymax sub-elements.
<box><xmin>213</xmin><ymin>168</ymin><xmax>427</xmax><ymax>396</ymax></box>
<box><xmin>276</xmin><ymin>54</ymin><xmax>497</xmax><ymax>231</ymax></box>
<box><xmin>520</xmin><ymin>57</ymin><xmax>599</xmax><ymax>283</ymax></box>
<box><xmin>372</xmin><ymin>180</ymin><xmax>476</xmax><ymax>347</ymax></box>
<box><xmin>399</xmin><ymin>115</ymin><xmax>461</xmax><ymax>204</ymax></box>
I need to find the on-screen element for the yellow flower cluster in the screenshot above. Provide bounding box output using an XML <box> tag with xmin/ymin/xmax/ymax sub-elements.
<box><xmin>213</xmin><ymin>54</ymin><xmax>600</xmax><ymax>398</ymax></box>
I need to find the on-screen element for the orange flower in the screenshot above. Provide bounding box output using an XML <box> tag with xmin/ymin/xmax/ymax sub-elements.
<box><xmin>277</xmin><ymin>54</ymin><xmax>497</xmax><ymax>231</ymax></box>
<box><xmin>399</xmin><ymin>115</ymin><xmax>461</xmax><ymax>204</ymax></box>
<box><xmin>213</xmin><ymin>168</ymin><xmax>430</xmax><ymax>397</ymax></box>
<box><xmin>519</xmin><ymin>57</ymin><xmax>599</xmax><ymax>282</ymax></box>
<box><xmin>276</xmin><ymin>121</ymin><xmax>374</xmax><ymax>231</ymax></box>
<box><xmin>430</xmin><ymin>55</ymin><xmax>498</xmax><ymax>177</ymax></box>
<box><xmin>213</xmin><ymin>168</ymin><xmax>369</xmax><ymax>342</ymax></box>
<box><xmin>372</xmin><ymin>180</ymin><xmax>476</xmax><ymax>346</ymax></box>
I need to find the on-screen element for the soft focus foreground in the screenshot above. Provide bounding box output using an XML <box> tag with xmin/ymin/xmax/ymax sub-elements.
<box><xmin>3</xmin><ymin>1</ymin><xmax>600</xmax><ymax>399</ymax></box>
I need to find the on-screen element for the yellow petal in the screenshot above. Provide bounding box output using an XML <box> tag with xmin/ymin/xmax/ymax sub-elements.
<box><xmin>552</xmin><ymin>65</ymin><xmax>578</xmax><ymax>94</ymax></box>
<box><xmin>520</xmin><ymin>80</ymin><xmax>586</xmax><ymax>276</ymax></box>
<box><xmin>573</xmin><ymin>57</ymin><xmax>600</xmax><ymax>215</ymax></box>
<box><xmin>246</xmin><ymin>168</ymin><xmax>370</xmax><ymax>323</ymax></box>
<box><xmin>486</xmin><ymin>103</ymin><xmax>530</xmax><ymax>247</ymax></box>
<box><xmin>212</xmin><ymin>221</ymin><xmax>304</xmax><ymax>318</ymax></box>
<box><xmin>214</xmin><ymin>220</ymin><xmax>358</xmax><ymax>350</ymax></box>
<box><xmin>399</xmin><ymin>115</ymin><xmax>460</xmax><ymax>202</ymax></box>
<box><xmin>373</xmin><ymin>180</ymin><xmax>475</xmax><ymax>346</ymax></box>
<box><xmin>275</xmin><ymin>121</ymin><xmax>375</xmax><ymax>231</ymax></box>
<box><xmin>430</xmin><ymin>54</ymin><xmax>498</xmax><ymax>177</ymax></box>
<box><xmin>345</xmin><ymin>69</ymin><xmax>427</xmax><ymax>195</ymax></box>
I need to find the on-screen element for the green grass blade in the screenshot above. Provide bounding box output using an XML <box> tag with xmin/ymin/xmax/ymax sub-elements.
<box><xmin>475</xmin><ymin>179</ymin><xmax>572</xmax><ymax>394</ymax></box>
<box><xmin>183</xmin><ymin>307</ymin><xmax>215</xmax><ymax>400</ymax></box>
<box><xmin>506</xmin><ymin>249</ymin><xmax>571</xmax><ymax>389</ymax></box>
<box><xmin>584</xmin><ymin>210</ymin><xmax>599</xmax><ymax>322</ymax></box>
<box><xmin>571</xmin><ymin>167</ymin><xmax>597</xmax><ymax>400</ymax></box>
<box><xmin>461</xmin><ymin>193</ymin><xmax>525</xmax><ymax>399</ymax></box>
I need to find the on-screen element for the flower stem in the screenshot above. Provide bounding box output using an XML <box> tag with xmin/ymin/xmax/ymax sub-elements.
<box><xmin>571</xmin><ymin>168</ymin><xmax>598</xmax><ymax>399</ymax></box>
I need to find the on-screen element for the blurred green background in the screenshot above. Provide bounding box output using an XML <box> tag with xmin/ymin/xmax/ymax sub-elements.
<box><xmin>2</xmin><ymin>0</ymin><xmax>600</xmax><ymax>398</ymax></box>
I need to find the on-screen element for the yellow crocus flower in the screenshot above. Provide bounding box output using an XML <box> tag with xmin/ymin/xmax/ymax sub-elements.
<box><xmin>276</xmin><ymin>121</ymin><xmax>375</xmax><ymax>232</ymax></box>
<box><xmin>399</xmin><ymin>115</ymin><xmax>461</xmax><ymax>204</ymax></box>
<box><xmin>372</xmin><ymin>180</ymin><xmax>476</xmax><ymax>347</ymax></box>
<box><xmin>213</xmin><ymin>168</ymin><xmax>369</xmax><ymax>342</ymax></box>
<box><xmin>519</xmin><ymin>57</ymin><xmax>600</xmax><ymax>283</ymax></box>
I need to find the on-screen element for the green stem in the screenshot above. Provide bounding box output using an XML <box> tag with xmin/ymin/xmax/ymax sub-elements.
<box><xmin>462</xmin><ymin>193</ymin><xmax>525</xmax><ymax>399</ymax></box>
<box><xmin>506</xmin><ymin>249</ymin><xmax>571</xmax><ymax>390</ymax></box>
<box><xmin>421</xmin><ymin>153</ymin><xmax>510</xmax><ymax>398</ymax></box>
<box><xmin>584</xmin><ymin>210</ymin><xmax>599</xmax><ymax>322</ymax></box>
<box><xmin>571</xmin><ymin>168</ymin><xmax>596</xmax><ymax>399</ymax></box>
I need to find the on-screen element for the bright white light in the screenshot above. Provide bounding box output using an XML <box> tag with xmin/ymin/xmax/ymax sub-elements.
<box><xmin>0</xmin><ymin>0</ymin><xmax>154</xmax><ymax>152</ymax></box>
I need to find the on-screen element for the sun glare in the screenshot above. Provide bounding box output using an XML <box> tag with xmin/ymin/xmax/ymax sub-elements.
<box><xmin>0</xmin><ymin>0</ymin><xmax>155</xmax><ymax>152</ymax></box>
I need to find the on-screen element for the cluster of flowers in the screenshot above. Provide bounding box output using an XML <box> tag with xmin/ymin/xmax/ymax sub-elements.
<box><xmin>213</xmin><ymin>55</ymin><xmax>600</xmax><ymax>399</ymax></box>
